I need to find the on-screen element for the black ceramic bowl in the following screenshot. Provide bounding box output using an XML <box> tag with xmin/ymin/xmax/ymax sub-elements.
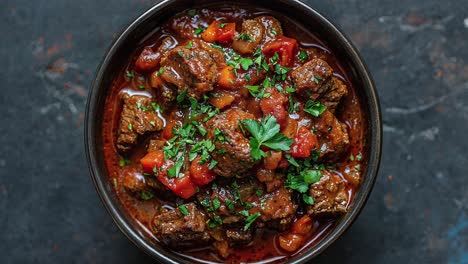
<box><xmin>85</xmin><ymin>0</ymin><xmax>382</xmax><ymax>263</ymax></box>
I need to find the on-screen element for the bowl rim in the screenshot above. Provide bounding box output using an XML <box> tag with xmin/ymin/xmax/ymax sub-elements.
<box><xmin>85</xmin><ymin>0</ymin><xmax>382</xmax><ymax>263</ymax></box>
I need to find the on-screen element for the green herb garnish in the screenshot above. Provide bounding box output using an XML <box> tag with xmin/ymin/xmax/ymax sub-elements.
<box><xmin>304</xmin><ymin>100</ymin><xmax>327</xmax><ymax>117</ymax></box>
<box><xmin>242</xmin><ymin>116</ymin><xmax>293</xmax><ymax>160</ymax></box>
<box><xmin>178</xmin><ymin>204</ymin><xmax>189</xmax><ymax>216</ymax></box>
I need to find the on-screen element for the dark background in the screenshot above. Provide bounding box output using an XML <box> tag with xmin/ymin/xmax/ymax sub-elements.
<box><xmin>1</xmin><ymin>0</ymin><xmax>467</xmax><ymax>263</ymax></box>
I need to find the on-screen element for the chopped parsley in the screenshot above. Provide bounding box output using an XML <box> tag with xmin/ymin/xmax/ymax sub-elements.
<box><xmin>119</xmin><ymin>158</ymin><xmax>131</xmax><ymax>167</ymax></box>
<box><xmin>242</xmin><ymin>116</ymin><xmax>293</xmax><ymax>160</ymax></box>
<box><xmin>194</xmin><ymin>26</ymin><xmax>205</xmax><ymax>35</ymax></box>
<box><xmin>138</xmin><ymin>85</ymin><xmax>145</xmax><ymax>90</ymax></box>
<box><xmin>151</xmin><ymin>102</ymin><xmax>162</xmax><ymax>112</ymax></box>
<box><xmin>127</xmin><ymin>123</ymin><xmax>133</xmax><ymax>131</ymax></box>
<box><xmin>178</xmin><ymin>204</ymin><xmax>189</xmax><ymax>216</ymax></box>
<box><xmin>313</xmin><ymin>74</ymin><xmax>323</xmax><ymax>84</ymax></box>
<box><xmin>185</xmin><ymin>41</ymin><xmax>193</xmax><ymax>49</ymax></box>
<box><xmin>304</xmin><ymin>100</ymin><xmax>327</xmax><ymax>117</ymax></box>
<box><xmin>237</xmin><ymin>33</ymin><xmax>253</xmax><ymax>41</ymax></box>
<box><xmin>239</xmin><ymin>57</ymin><xmax>254</xmax><ymax>71</ymax></box>
<box><xmin>126</xmin><ymin>70</ymin><xmax>134</xmax><ymax>79</ymax></box>
<box><xmin>298</xmin><ymin>50</ymin><xmax>308</xmax><ymax>62</ymax></box>
<box><xmin>140</xmin><ymin>191</ymin><xmax>154</xmax><ymax>200</ymax></box>
<box><xmin>187</xmin><ymin>9</ymin><xmax>197</xmax><ymax>17</ymax></box>
<box><xmin>218</xmin><ymin>23</ymin><xmax>227</xmax><ymax>28</ymax></box>
<box><xmin>157</xmin><ymin>66</ymin><xmax>166</xmax><ymax>76</ymax></box>
<box><xmin>244</xmin><ymin>212</ymin><xmax>261</xmax><ymax>231</ymax></box>
<box><xmin>270</xmin><ymin>29</ymin><xmax>278</xmax><ymax>36</ymax></box>
<box><xmin>356</xmin><ymin>152</ymin><xmax>363</xmax><ymax>161</ymax></box>
<box><xmin>302</xmin><ymin>194</ymin><xmax>315</xmax><ymax>205</ymax></box>
<box><xmin>176</xmin><ymin>89</ymin><xmax>188</xmax><ymax>103</ymax></box>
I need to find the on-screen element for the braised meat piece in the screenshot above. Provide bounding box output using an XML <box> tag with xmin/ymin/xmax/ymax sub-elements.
<box><xmin>196</xmin><ymin>178</ymin><xmax>262</xmax><ymax>225</ymax></box>
<box><xmin>152</xmin><ymin>203</ymin><xmax>211</xmax><ymax>247</ymax></box>
<box><xmin>312</xmin><ymin>110</ymin><xmax>350</xmax><ymax>162</ymax></box>
<box><xmin>232</xmin><ymin>16</ymin><xmax>283</xmax><ymax>55</ymax></box>
<box><xmin>307</xmin><ymin>171</ymin><xmax>348</xmax><ymax>217</ymax></box>
<box><xmin>247</xmin><ymin>187</ymin><xmax>297</xmax><ymax>230</ymax></box>
<box><xmin>254</xmin><ymin>16</ymin><xmax>283</xmax><ymax>42</ymax></box>
<box><xmin>147</xmin><ymin>139</ymin><xmax>166</xmax><ymax>153</ymax></box>
<box><xmin>135</xmin><ymin>36</ymin><xmax>177</xmax><ymax>72</ymax></box>
<box><xmin>159</xmin><ymin>40</ymin><xmax>225</xmax><ymax>99</ymax></box>
<box><xmin>209</xmin><ymin>226</ymin><xmax>253</xmax><ymax>258</ymax></box>
<box><xmin>207</xmin><ymin>109</ymin><xmax>259</xmax><ymax>178</ymax></box>
<box><xmin>319</xmin><ymin>77</ymin><xmax>348</xmax><ymax>113</ymax></box>
<box><xmin>291</xmin><ymin>58</ymin><xmax>348</xmax><ymax>113</ymax></box>
<box><xmin>291</xmin><ymin>58</ymin><xmax>334</xmax><ymax>97</ymax></box>
<box><xmin>232</xmin><ymin>19</ymin><xmax>265</xmax><ymax>55</ymax></box>
<box><xmin>116</xmin><ymin>95</ymin><xmax>164</xmax><ymax>152</ymax></box>
<box><xmin>121</xmin><ymin>166</ymin><xmax>175</xmax><ymax>201</ymax></box>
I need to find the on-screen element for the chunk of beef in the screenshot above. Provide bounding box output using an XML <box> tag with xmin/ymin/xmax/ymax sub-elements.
<box><xmin>147</xmin><ymin>139</ymin><xmax>166</xmax><ymax>153</ymax></box>
<box><xmin>152</xmin><ymin>203</ymin><xmax>211</xmax><ymax>248</ymax></box>
<box><xmin>122</xmin><ymin>166</ymin><xmax>175</xmax><ymax>201</ymax></box>
<box><xmin>291</xmin><ymin>58</ymin><xmax>333</xmax><ymax>97</ymax></box>
<box><xmin>291</xmin><ymin>58</ymin><xmax>348</xmax><ymax>113</ymax></box>
<box><xmin>208</xmin><ymin>226</ymin><xmax>253</xmax><ymax>259</ymax></box>
<box><xmin>319</xmin><ymin>77</ymin><xmax>348</xmax><ymax>113</ymax></box>
<box><xmin>312</xmin><ymin>110</ymin><xmax>349</xmax><ymax>162</ymax></box>
<box><xmin>256</xmin><ymin>167</ymin><xmax>284</xmax><ymax>192</ymax></box>
<box><xmin>149</xmin><ymin>69</ymin><xmax>177</xmax><ymax>103</ymax></box>
<box><xmin>247</xmin><ymin>187</ymin><xmax>297</xmax><ymax>230</ymax></box>
<box><xmin>117</xmin><ymin>95</ymin><xmax>164</xmax><ymax>152</ymax></box>
<box><xmin>254</xmin><ymin>16</ymin><xmax>283</xmax><ymax>42</ymax></box>
<box><xmin>196</xmin><ymin>178</ymin><xmax>262</xmax><ymax>225</ymax></box>
<box><xmin>159</xmin><ymin>40</ymin><xmax>224</xmax><ymax>99</ymax></box>
<box><xmin>307</xmin><ymin>171</ymin><xmax>348</xmax><ymax>217</ymax></box>
<box><xmin>135</xmin><ymin>36</ymin><xmax>177</xmax><ymax>72</ymax></box>
<box><xmin>207</xmin><ymin>109</ymin><xmax>259</xmax><ymax>177</ymax></box>
<box><xmin>232</xmin><ymin>19</ymin><xmax>265</xmax><ymax>55</ymax></box>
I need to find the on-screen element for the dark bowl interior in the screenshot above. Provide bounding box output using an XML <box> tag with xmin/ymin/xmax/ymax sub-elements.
<box><xmin>85</xmin><ymin>0</ymin><xmax>382</xmax><ymax>263</ymax></box>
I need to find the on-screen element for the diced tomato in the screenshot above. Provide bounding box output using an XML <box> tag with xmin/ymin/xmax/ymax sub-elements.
<box><xmin>190</xmin><ymin>157</ymin><xmax>216</xmax><ymax>186</ymax></box>
<box><xmin>278</xmin><ymin>233</ymin><xmax>304</xmax><ymax>252</ymax></box>
<box><xmin>291</xmin><ymin>216</ymin><xmax>313</xmax><ymax>235</ymax></box>
<box><xmin>157</xmin><ymin>172</ymin><xmax>198</xmax><ymax>199</ymax></box>
<box><xmin>264</xmin><ymin>151</ymin><xmax>282</xmax><ymax>170</ymax></box>
<box><xmin>217</xmin><ymin>66</ymin><xmax>237</xmax><ymax>89</ymax></box>
<box><xmin>135</xmin><ymin>47</ymin><xmax>160</xmax><ymax>72</ymax></box>
<box><xmin>140</xmin><ymin>150</ymin><xmax>165</xmax><ymax>174</ymax></box>
<box><xmin>262</xmin><ymin>36</ymin><xmax>298</xmax><ymax>67</ymax></box>
<box><xmin>140</xmin><ymin>151</ymin><xmax>197</xmax><ymax>199</ymax></box>
<box><xmin>210</xmin><ymin>90</ymin><xmax>236</xmax><ymax>109</ymax></box>
<box><xmin>290</xmin><ymin>127</ymin><xmax>318</xmax><ymax>158</ymax></box>
<box><xmin>260</xmin><ymin>88</ymin><xmax>288</xmax><ymax>129</ymax></box>
<box><xmin>202</xmin><ymin>21</ymin><xmax>236</xmax><ymax>44</ymax></box>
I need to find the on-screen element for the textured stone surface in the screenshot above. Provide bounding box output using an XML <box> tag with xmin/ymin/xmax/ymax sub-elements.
<box><xmin>1</xmin><ymin>0</ymin><xmax>467</xmax><ymax>263</ymax></box>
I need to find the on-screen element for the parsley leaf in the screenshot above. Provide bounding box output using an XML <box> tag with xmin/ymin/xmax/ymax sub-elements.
<box><xmin>119</xmin><ymin>158</ymin><xmax>131</xmax><ymax>167</ymax></box>
<box><xmin>237</xmin><ymin>33</ymin><xmax>253</xmax><ymax>41</ymax></box>
<box><xmin>298</xmin><ymin>50</ymin><xmax>308</xmax><ymax>62</ymax></box>
<box><xmin>140</xmin><ymin>191</ymin><xmax>154</xmax><ymax>200</ymax></box>
<box><xmin>194</xmin><ymin>26</ymin><xmax>205</xmax><ymax>35</ymax></box>
<box><xmin>185</xmin><ymin>41</ymin><xmax>193</xmax><ymax>49</ymax></box>
<box><xmin>242</xmin><ymin>116</ymin><xmax>293</xmax><ymax>160</ymax></box>
<box><xmin>244</xmin><ymin>212</ymin><xmax>261</xmax><ymax>231</ymax></box>
<box><xmin>302</xmin><ymin>194</ymin><xmax>315</xmax><ymax>205</ymax></box>
<box><xmin>239</xmin><ymin>57</ymin><xmax>254</xmax><ymax>71</ymax></box>
<box><xmin>304</xmin><ymin>100</ymin><xmax>327</xmax><ymax>117</ymax></box>
<box><xmin>178</xmin><ymin>204</ymin><xmax>189</xmax><ymax>216</ymax></box>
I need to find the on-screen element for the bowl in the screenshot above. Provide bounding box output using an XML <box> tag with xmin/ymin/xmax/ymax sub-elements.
<box><xmin>85</xmin><ymin>0</ymin><xmax>382</xmax><ymax>263</ymax></box>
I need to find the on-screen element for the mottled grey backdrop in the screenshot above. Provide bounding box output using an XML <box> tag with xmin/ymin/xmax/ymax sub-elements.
<box><xmin>1</xmin><ymin>0</ymin><xmax>467</xmax><ymax>263</ymax></box>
